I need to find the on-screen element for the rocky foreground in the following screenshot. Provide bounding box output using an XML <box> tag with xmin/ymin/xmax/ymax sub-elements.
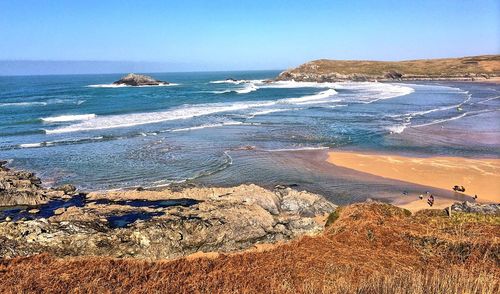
<box><xmin>0</xmin><ymin>165</ymin><xmax>336</xmax><ymax>259</ymax></box>
<box><xmin>113</xmin><ymin>73</ymin><xmax>169</xmax><ymax>86</ymax></box>
<box><xmin>1</xmin><ymin>202</ymin><xmax>498</xmax><ymax>293</ymax></box>
<box><xmin>0</xmin><ymin>161</ymin><xmax>77</xmax><ymax>206</ymax></box>
<box><xmin>277</xmin><ymin>55</ymin><xmax>500</xmax><ymax>82</ymax></box>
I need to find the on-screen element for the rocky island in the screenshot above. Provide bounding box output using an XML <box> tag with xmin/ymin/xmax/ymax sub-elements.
<box><xmin>113</xmin><ymin>73</ymin><xmax>169</xmax><ymax>86</ymax></box>
<box><xmin>277</xmin><ymin>55</ymin><xmax>500</xmax><ymax>82</ymax></box>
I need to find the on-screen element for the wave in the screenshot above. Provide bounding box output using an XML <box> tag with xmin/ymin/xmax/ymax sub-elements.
<box><xmin>387</xmin><ymin>103</ymin><xmax>463</xmax><ymax>119</ymax></box>
<box><xmin>235</xmin><ymin>84</ymin><xmax>258</xmax><ymax>94</ymax></box>
<box><xmin>19</xmin><ymin>142</ymin><xmax>48</xmax><ymax>148</ymax></box>
<box><xmin>0</xmin><ymin>101</ymin><xmax>48</xmax><ymax>107</ymax></box>
<box><xmin>41</xmin><ymin>114</ymin><xmax>96</xmax><ymax>123</ymax></box>
<box><xmin>322</xmin><ymin>104</ymin><xmax>348</xmax><ymax>109</ymax></box>
<box><xmin>44</xmin><ymin>101</ymin><xmax>274</xmax><ymax>134</ymax></box>
<box><xmin>250</xmin><ymin>108</ymin><xmax>291</xmax><ymax>116</ymax></box>
<box><xmin>43</xmin><ymin>82</ymin><xmax>416</xmax><ymax>134</ymax></box>
<box><xmin>209</xmin><ymin>79</ymin><xmax>251</xmax><ymax>85</ymax></box>
<box><xmin>257</xmin><ymin>80</ymin><xmax>338</xmax><ymax>89</ymax></box>
<box><xmin>340</xmin><ymin>83</ymin><xmax>415</xmax><ymax>104</ymax></box>
<box><xmin>477</xmin><ymin>95</ymin><xmax>500</xmax><ymax>105</ymax></box>
<box><xmin>411</xmin><ymin>109</ymin><xmax>499</xmax><ymax>128</ymax></box>
<box><xmin>87</xmin><ymin>83</ymin><xmax>179</xmax><ymax>88</ymax></box>
<box><xmin>412</xmin><ymin>113</ymin><xmax>467</xmax><ymax>128</ymax></box>
<box><xmin>264</xmin><ymin>146</ymin><xmax>330</xmax><ymax>152</ymax></box>
<box><xmin>215</xmin><ymin>80</ymin><xmax>414</xmax><ymax>104</ymax></box>
<box><xmin>18</xmin><ymin>136</ymin><xmax>105</xmax><ymax>149</ymax></box>
<box><xmin>385</xmin><ymin>89</ymin><xmax>471</xmax><ymax>132</ymax></box>
<box><xmin>210</xmin><ymin>89</ymin><xmax>233</xmax><ymax>94</ymax></box>
<box><xmin>171</xmin><ymin>121</ymin><xmax>244</xmax><ymax>132</ymax></box>
<box><xmin>387</xmin><ymin>123</ymin><xmax>410</xmax><ymax>134</ymax></box>
<box><xmin>278</xmin><ymin>89</ymin><xmax>338</xmax><ymax>105</ymax></box>
<box><xmin>0</xmin><ymin>99</ymin><xmax>86</xmax><ymax>108</ymax></box>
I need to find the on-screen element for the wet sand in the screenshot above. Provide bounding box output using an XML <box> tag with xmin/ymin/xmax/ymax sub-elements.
<box><xmin>327</xmin><ymin>151</ymin><xmax>500</xmax><ymax>211</ymax></box>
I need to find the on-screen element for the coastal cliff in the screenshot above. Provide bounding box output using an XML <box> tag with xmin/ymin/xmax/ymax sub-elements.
<box><xmin>277</xmin><ymin>55</ymin><xmax>500</xmax><ymax>82</ymax></box>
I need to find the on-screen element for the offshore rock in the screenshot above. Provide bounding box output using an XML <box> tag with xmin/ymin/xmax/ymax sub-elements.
<box><xmin>113</xmin><ymin>73</ymin><xmax>169</xmax><ymax>86</ymax></box>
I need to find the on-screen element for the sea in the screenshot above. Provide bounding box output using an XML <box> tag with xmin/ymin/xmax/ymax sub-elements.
<box><xmin>1</xmin><ymin>71</ymin><xmax>499</xmax><ymax>203</ymax></box>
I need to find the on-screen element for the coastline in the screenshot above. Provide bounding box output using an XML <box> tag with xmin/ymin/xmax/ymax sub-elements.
<box><xmin>326</xmin><ymin>151</ymin><xmax>500</xmax><ymax>211</ymax></box>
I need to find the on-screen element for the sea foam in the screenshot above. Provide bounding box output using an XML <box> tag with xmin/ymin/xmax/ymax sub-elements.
<box><xmin>42</xmin><ymin>114</ymin><xmax>96</xmax><ymax>123</ymax></box>
<box><xmin>0</xmin><ymin>102</ymin><xmax>48</xmax><ymax>107</ymax></box>
<box><xmin>44</xmin><ymin>82</ymin><xmax>415</xmax><ymax>134</ymax></box>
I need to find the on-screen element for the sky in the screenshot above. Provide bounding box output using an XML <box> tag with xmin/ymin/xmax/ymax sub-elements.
<box><xmin>0</xmin><ymin>0</ymin><xmax>498</xmax><ymax>74</ymax></box>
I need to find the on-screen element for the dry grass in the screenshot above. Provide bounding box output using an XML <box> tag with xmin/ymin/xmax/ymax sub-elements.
<box><xmin>287</xmin><ymin>55</ymin><xmax>500</xmax><ymax>77</ymax></box>
<box><xmin>1</xmin><ymin>203</ymin><xmax>498</xmax><ymax>293</ymax></box>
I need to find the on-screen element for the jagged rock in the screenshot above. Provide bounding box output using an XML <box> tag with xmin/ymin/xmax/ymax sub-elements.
<box><xmin>113</xmin><ymin>73</ymin><xmax>168</xmax><ymax>86</ymax></box>
<box><xmin>451</xmin><ymin>201</ymin><xmax>500</xmax><ymax>215</ymax></box>
<box><xmin>0</xmin><ymin>163</ymin><xmax>77</xmax><ymax>206</ymax></box>
<box><xmin>0</xmin><ymin>184</ymin><xmax>337</xmax><ymax>260</ymax></box>
<box><xmin>54</xmin><ymin>184</ymin><xmax>77</xmax><ymax>194</ymax></box>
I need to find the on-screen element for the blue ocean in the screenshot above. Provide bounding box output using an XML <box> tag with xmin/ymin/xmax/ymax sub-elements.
<box><xmin>0</xmin><ymin>71</ymin><xmax>499</xmax><ymax>201</ymax></box>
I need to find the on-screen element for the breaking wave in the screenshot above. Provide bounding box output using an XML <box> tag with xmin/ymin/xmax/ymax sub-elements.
<box><xmin>41</xmin><ymin>114</ymin><xmax>96</xmax><ymax>123</ymax></box>
<box><xmin>18</xmin><ymin>136</ymin><xmax>105</xmax><ymax>149</ymax></box>
<box><xmin>43</xmin><ymin>82</ymin><xmax>416</xmax><ymax>134</ymax></box>
<box><xmin>171</xmin><ymin>121</ymin><xmax>245</xmax><ymax>132</ymax></box>
<box><xmin>0</xmin><ymin>99</ymin><xmax>85</xmax><ymax>108</ymax></box>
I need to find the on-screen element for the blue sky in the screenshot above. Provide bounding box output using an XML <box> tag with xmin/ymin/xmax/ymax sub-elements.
<box><xmin>0</xmin><ymin>0</ymin><xmax>498</xmax><ymax>73</ymax></box>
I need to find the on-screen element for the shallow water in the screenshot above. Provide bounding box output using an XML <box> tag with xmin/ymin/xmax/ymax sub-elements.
<box><xmin>0</xmin><ymin>195</ymin><xmax>200</xmax><ymax>226</ymax></box>
<box><xmin>0</xmin><ymin>72</ymin><xmax>498</xmax><ymax>203</ymax></box>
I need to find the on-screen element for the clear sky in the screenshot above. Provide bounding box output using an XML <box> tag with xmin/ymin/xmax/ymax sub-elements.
<box><xmin>0</xmin><ymin>0</ymin><xmax>498</xmax><ymax>73</ymax></box>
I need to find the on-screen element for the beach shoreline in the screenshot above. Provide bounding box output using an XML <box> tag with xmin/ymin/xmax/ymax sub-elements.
<box><xmin>326</xmin><ymin>150</ymin><xmax>500</xmax><ymax>211</ymax></box>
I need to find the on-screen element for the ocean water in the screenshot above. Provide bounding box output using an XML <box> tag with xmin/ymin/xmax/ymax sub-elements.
<box><xmin>0</xmin><ymin>71</ymin><xmax>499</xmax><ymax>197</ymax></box>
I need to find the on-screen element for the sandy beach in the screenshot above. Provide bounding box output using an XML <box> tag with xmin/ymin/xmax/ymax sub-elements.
<box><xmin>327</xmin><ymin>151</ymin><xmax>500</xmax><ymax>211</ymax></box>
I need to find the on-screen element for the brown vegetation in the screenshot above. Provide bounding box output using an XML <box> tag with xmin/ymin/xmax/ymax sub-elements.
<box><xmin>279</xmin><ymin>55</ymin><xmax>500</xmax><ymax>81</ymax></box>
<box><xmin>1</xmin><ymin>203</ymin><xmax>498</xmax><ymax>293</ymax></box>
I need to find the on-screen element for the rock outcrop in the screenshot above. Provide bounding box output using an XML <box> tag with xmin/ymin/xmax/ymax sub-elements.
<box><xmin>276</xmin><ymin>55</ymin><xmax>500</xmax><ymax>82</ymax></box>
<box><xmin>451</xmin><ymin>201</ymin><xmax>500</xmax><ymax>215</ymax></box>
<box><xmin>0</xmin><ymin>161</ymin><xmax>77</xmax><ymax>206</ymax></box>
<box><xmin>0</xmin><ymin>184</ymin><xmax>336</xmax><ymax>260</ymax></box>
<box><xmin>113</xmin><ymin>73</ymin><xmax>168</xmax><ymax>86</ymax></box>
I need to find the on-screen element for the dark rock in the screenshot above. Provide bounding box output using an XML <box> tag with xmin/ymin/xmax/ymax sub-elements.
<box><xmin>384</xmin><ymin>70</ymin><xmax>403</xmax><ymax>80</ymax></box>
<box><xmin>113</xmin><ymin>73</ymin><xmax>168</xmax><ymax>86</ymax></box>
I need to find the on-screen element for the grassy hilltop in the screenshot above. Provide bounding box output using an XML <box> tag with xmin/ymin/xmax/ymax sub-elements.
<box><xmin>277</xmin><ymin>55</ymin><xmax>500</xmax><ymax>82</ymax></box>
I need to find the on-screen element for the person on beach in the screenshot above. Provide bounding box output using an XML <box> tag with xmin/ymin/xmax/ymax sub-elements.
<box><xmin>419</xmin><ymin>194</ymin><xmax>423</xmax><ymax>200</ymax></box>
<box><xmin>473</xmin><ymin>195</ymin><xmax>478</xmax><ymax>200</ymax></box>
<box><xmin>427</xmin><ymin>194</ymin><xmax>435</xmax><ymax>207</ymax></box>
